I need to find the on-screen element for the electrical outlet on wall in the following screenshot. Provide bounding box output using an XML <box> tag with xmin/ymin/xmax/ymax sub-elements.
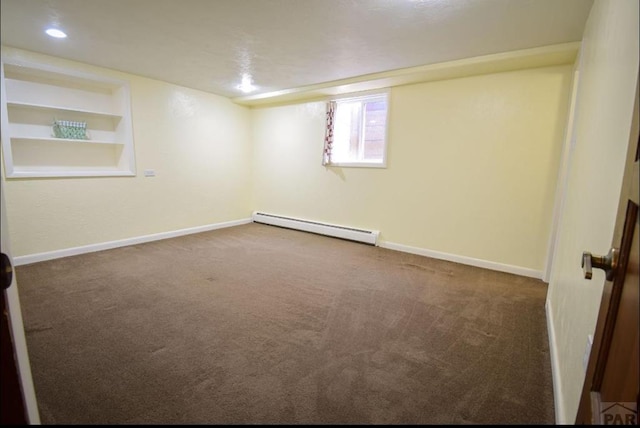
<box><xmin>583</xmin><ymin>334</ymin><xmax>594</xmax><ymax>371</ymax></box>
<box><xmin>144</xmin><ymin>169</ymin><xmax>156</xmax><ymax>177</ymax></box>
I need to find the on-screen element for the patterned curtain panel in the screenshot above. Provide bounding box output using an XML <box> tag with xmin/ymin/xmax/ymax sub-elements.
<box><xmin>322</xmin><ymin>101</ymin><xmax>336</xmax><ymax>165</ymax></box>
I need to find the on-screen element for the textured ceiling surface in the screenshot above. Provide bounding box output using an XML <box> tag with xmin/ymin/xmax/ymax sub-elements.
<box><xmin>0</xmin><ymin>0</ymin><xmax>593</xmax><ymax>98</ymax></box>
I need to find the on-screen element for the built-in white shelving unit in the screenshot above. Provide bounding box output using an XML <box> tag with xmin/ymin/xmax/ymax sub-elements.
<box><xmin>0</xmin><ymin>58</ymin><xmax>136</xmax><ymax>178</ymax></box>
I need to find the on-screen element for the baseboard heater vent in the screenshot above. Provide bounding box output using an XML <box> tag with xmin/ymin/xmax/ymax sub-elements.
<box><xmin>252</xmin><ymin>212</ymin><xmax>379</xmax><ymax>245</ymax></box>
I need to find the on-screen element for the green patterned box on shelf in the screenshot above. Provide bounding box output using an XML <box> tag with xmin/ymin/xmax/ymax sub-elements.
<box><xmin>52</xmin><ymin>119</ymin><xmax>88</xmax><ymax>140</ymax></box>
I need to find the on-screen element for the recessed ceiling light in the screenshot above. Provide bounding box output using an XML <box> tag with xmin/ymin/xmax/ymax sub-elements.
<box><xmin>45</xmin><ymin>28</ymin><xmax>67</xmax><ymax>38</ymax></box>
<box><xmin>237</xmin><ymin>73</ymin><xmax>257</xmax><ymax>93</ymax></box>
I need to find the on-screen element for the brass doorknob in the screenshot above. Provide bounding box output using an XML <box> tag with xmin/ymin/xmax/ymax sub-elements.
<box><xmin>582</xmin><ymin>248</ymin><xmax>619</xmax><ymax>281</ymax></box>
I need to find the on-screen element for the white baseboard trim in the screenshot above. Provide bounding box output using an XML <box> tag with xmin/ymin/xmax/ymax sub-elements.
<box><xmin>378</xmin><ymin>241</ymin><xmax>542</xmax><ymax>279</ymax></box>
<box><xmin>252</xmin><ymin>211</ymin><xmax>379</xmax><ymax>245</ymax></box>
<box><xmin>546</xmin><ymin>299</ymin><xmax>567</xmax><ymax>424</ymax></box>
<box><xmin>13</xmin><ymin>218</ymin><xmax>252</xmax><ymax>266</ymax></box>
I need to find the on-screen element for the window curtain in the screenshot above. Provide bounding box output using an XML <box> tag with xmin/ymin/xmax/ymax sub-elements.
<box><xmin>322</xmin><ymin>101</ymin><xmax>336</xmax><ymax>165</ymax></box>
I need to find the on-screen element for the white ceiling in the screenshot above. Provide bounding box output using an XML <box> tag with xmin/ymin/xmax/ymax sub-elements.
<box><xmin>0</xmin><ymin>0</ymin><xmax>593</xmax><ymax>99</ymax></box>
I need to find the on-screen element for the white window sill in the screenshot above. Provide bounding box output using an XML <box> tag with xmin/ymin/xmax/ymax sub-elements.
<box><xmin>326</xmin><ymin>161</ymin><xmax>387</xmax><ymax>169</ymax></box>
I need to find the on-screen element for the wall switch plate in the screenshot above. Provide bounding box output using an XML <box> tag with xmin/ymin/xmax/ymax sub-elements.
<box><xmin>144</xmin><ymin>169</ymin><xmax>155</xmax><ymax>177</ymax></box>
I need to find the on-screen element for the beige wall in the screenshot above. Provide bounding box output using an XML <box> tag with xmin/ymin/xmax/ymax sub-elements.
<box><xmin>1</xmin><ymin>47</ymin><xmax>253</xmax><ymax>256</ymax></box>
<box><xmin>1</xmin><ymin>48</ymin><xmax>575</xmax><ymax>277</ymax></box>
<box><xmin>252</xmin><ymin>66</ymin><xmax>573</xmax><ymax>273</ymax></box>
<box><xmin>546</xmin><ymin>0</ymin><xmax>639</xmax><ymax>423</ymax></box>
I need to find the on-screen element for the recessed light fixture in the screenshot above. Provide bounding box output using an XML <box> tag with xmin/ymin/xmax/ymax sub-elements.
<box><xmin>45</xmin><ymin>28</ymin><xmax>67</xmax><ymax>38</ymax></box>
<box><xmin>237</xmin><ymin>73</ymin><xmax>257</xmax><ymax>94</ymax></box>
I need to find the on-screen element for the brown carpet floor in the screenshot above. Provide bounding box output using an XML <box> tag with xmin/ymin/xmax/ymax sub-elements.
<box><xmin>15</xmin><ymin>223</ymin><xmax>554</xmax><ymax>424</ymax></box>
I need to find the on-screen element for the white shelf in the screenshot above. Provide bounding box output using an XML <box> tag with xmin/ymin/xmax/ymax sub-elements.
<box><xmin>11</xmin><ymin>136</ymin><xmax>125</xmax><ymax>145</ymax></box>
<box><xmin>7</xmin><ymin>101</ymin><xmax>122</xmax><ymax>119</ymax></box>
<box><xmin>8</xmin><ymin>117</ymin><xmax>120</xmax><ymax>143</ymax></box>
<box><xmin>10</xmin><ymin>168</ymin><xmax>136</xmax><ymax>178</ymax></box>
<box><xmin>1</xmin><ymin>57</ymin><xmax>136</xmax><ymax>178</ymax></box>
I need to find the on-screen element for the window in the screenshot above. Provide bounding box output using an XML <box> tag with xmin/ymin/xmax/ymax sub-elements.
<box><xmin>323</xmin><ymin>92</ymin><xmax>389</xmax><ymax>167</ymax></box>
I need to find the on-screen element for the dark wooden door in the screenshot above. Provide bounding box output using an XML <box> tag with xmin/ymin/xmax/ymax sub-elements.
<box><xmin>576</xmin><ymin>89</ymin><xmax>639</xmax><ymax>424</ymax></box>
<box><xmin>1</xmin><ymin>283</ymin><xmax>28</xmax><ymax>425</ymax></box>
<box><xmin>1</xmin><ymin>177</ymin><xmax>31</xmax><ymax>424</ymax></box>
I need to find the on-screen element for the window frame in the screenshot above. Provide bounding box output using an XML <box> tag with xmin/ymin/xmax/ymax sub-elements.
<box><xmin>326</xmin><ymin>89</ymin><xmax>390</xmax><ymax>169</ymax></box>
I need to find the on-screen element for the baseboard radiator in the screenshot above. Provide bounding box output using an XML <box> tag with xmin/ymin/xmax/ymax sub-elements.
<box><xmin>252</xmin><ymin>212</ymin><xmax>379</xmax><ymax>245</ymax></box>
